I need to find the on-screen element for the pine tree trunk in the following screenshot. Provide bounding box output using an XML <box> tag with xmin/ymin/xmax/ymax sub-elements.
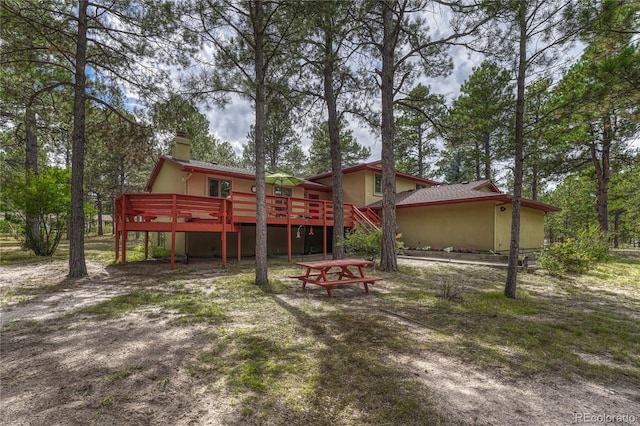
<box><xmin>25</xmin><ymin>106</ymin><xmax>42</xmax><ymax>253</ymax></box>
<box><xmin>474</xmin><ymin>140</ymin><xmax>481</xmax><ymax>180</ymax></box>
<box><xmin>530</xmin><ymin>162</ymin><xmax>538</xmax><ymax>200</ymax></box>
<box><xmin>591</xmin><ymin>116</ymin><xmax>611</xmax><ymax>236</ymax></box>
<box><xmin>379</xmin><ymin>1</ymin><xmax>397</xmax><ymax>272</ymax></box>
<box><xmin>97</xmin><ymin>193</ymin><xmax>103</xmax><ymax>236</ymax></box>
<box><xmin>417</xmin><ymin>127</ymin><xmax>424</xmax><ymax>178</ymax></box>
<box><xmin>483</xmin><ymin>132</ymin><xmax>491</xmax><ymax>180</ymax></box>
<box><xmin>68</xmin><ymin>0</ymin><xmax>88</xmax><ymax>278</ymax></box>
<box><xmin>253</xmin><ymin>0</ymin><xmax>268</xmax><ymax>286</ymax></box>
<box><xmin>612</xmin><ymin>209</ymin><xmax>624</xmax><ymax>248</ymax></box>
<box><xmin>505</xmin><ymin>0</ymin><xmax>527</xmax><ymax>299</ymax></box>
<box><xmin>324</xmin><ymin>29</ymin><xmax>345</xmax><ymax>260</ymax></box>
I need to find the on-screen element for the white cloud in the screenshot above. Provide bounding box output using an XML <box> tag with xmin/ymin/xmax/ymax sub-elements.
<box><xmin>204</xmin><ymin>96</ymin><xmax>254</xmax><ymax>154</ymax></box>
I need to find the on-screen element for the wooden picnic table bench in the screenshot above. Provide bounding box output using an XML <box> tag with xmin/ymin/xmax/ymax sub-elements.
<box><xmin>290</xmin><ymin>258</ymin><xmax>383</xmax><ymax>297</ymax></box>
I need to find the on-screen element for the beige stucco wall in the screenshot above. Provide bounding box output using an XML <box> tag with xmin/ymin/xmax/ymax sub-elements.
<box><xmin>153</xmin><ymin>164</ymin><xmax>310</xmax><ymax>199</ymax></box>
<box><xmin>185</xmin><ymin>173</ymin><xmax>258</xmax><ymax>196</ymax></box>
<box><xmin>323</xmin><ymin>169</ymin><xmax>430</xmax><ymax>209</ymax></box>
<box><xmin>494</xmin><ymin>205</ymin><xmax>545</xmax><ymax>252</ymax></box>
<box><xmin>396</xmin><ymin>176</ymin><xmax>421</xmax><ymax>193</ymax></box>
<box><xmin>342</xmin><ymin>171</ymin><xmax>368</xmax><ymax>207</ymax></box>
<box><xmin>362</xmin><ymin>171</ymin><xmax>423</xmax><ymax>207</ymax></box>
<box><xmin>397</xmin><ymin>202</ymin><xmax>497</xmax><ymax>251</ymax></box>
<box><xmin>398</xmin><ymin>202</ymin><xmax>547</xmax><ymax>253</ymax></box>
<box><xmin>151</xmin><ymin>161</ymin><xmax>187</xmax><ymax>194</ymax></box>
<box><xmin>150</xmin><ymin>162</ymin><xmax>186</xmax><ymax>252</ymax></box>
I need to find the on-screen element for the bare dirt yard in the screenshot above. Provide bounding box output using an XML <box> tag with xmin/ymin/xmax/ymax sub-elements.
<box><xmin>1</xmin><ymin>246</ymin><xmax>639</xmax><ymax>425</ymax></box>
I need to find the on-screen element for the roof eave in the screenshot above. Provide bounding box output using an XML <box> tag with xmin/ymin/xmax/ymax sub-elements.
<box><xmin>307</xmin><ymin>162</ymin><xmax>440</xmax><ymax>186</ymax></box>
<box><xmin>370</xmin><ymin>194</ymin><xmax>561</xmax><ymax>213</ymax></box>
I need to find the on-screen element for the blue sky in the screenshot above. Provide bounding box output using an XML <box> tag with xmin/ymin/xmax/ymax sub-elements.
<box><xmin>201</xmin><ymin>44</ymin><xmax>483</xmax><ymax>162</ymax></box>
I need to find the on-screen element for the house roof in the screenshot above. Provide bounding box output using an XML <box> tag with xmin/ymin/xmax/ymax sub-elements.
<box><xmin>368</xmin><ymin>180</ymin><xmax>561</xmax><ymax>213</ymax></box>
<box><xmin>307</xmin><ymin>161</ymin><xmax>441</xmax><ymax>187</ymax></box>
<box><xmin>145</xmin><ymin>156</ymin><xmax>331</xmax><ymax>192</ymax></box>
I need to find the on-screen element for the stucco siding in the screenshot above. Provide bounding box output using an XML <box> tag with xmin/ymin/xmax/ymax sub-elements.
<box><xmin>151</xmin><ymin>162</ymin><xmax>186</xmax><ymax>194</ymax></box>
<box><xmin>314</xmin><ymin>170</ymin><xmax>429</xmax><ymax>208</ymax></box>
<box><xmin>520</xmin><ymin>207</ymin><xmax>545</xmax><ymax>250</ymax></box>
<box><xmin>396</xmin><ymin>177</ymin><xmax>420</xmax><ymax>193</ymax></box>
<box><xmin>186</xmin><ymin>173</ymin><xmax>206</xmax><ymax>195</ymax></box>
<box><xmin>494</xmin><ymin>205</ymin><xmax>546</xmax><ymax>253</ymax></box>
<box><xmin>342</xmin><ymin>170</ymin><xmax>369</xmax><ymax>207</ymax></box>
<box><xmin>397</xmin><ymin>202</ymin><xmax>496</xmax><ymax>251</ymax></box>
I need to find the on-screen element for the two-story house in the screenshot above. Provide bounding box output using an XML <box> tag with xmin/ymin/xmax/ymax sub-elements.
<box><xmin>115</xmin><ymin>133</ymin><xmax>558</xmax><ymax>268</ymax></box>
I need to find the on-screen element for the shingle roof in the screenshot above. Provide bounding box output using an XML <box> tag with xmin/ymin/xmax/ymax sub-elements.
<box><xmin>368</xmin><ymin>180</ymin><xmax>560</xmax><ymax>213</ymax></box>
<box><xmin>145</xmin><ymin>156</ymin><xmax>330</xmax><ymax>191</ymax></box>
<box><xmin>307</xmin><ymin>161</ymin><xmax>441</xmax><ymax>186</ymax></box>
<box><xmin>169</xmin><ymin>156</ymin><xmax>257</xmax><ymax>177</ymax></box>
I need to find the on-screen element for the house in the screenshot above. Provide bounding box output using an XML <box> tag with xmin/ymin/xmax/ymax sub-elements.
<box><xmin>366</xmin><ymin>180</ymin><xmax>560</xmax><ymax>253</ymax></box>
<box><xmin>115</xmin><ymin>133</ymin><xmax>376</xmax><ymax>268</ymax></box>
<box><xmin>114</xmin><ymin>133</ymin><xmax>558</xmax><ymax>268</ymax></box>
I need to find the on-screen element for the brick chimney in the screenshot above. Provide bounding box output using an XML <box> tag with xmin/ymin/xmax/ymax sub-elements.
<box><xmin>171</xmin><ymin>131</ymin><xmax>192</xmax><ymax>161</ymax></box>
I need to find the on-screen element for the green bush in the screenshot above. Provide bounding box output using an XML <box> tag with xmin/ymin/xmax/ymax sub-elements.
<box><xmin>340</xmin><ymin>227</ymin><xmax>404</xmax><ymax>262</ymax></box>
<box><xmin>131</xmin><ymin>245</ymin><xmax>172</xmax><ymax>259</ymax></box>
<box><xmin>539</xmin><ymin>229</ymin><xmax>610</xmax><ymax>276</ymax></box>
<box><xmin>152</xmin><ymin>246</ymin><xmax>172</xmax><ymax>258</ymax></box>
<box><xmin>2</xmin><ymin>167</ymin><xmax>71</xmax><ymax>256</ymax></box>
<box><xmin>341</xmin><ymin>227</ymin><xmax>382</xmax><ymax>262</ymax></box>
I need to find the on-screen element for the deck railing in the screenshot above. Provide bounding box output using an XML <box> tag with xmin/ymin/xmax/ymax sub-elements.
<box><xmin>115</xmin><ymin>193</ymin><xmax>231</xmax><ymax>224</ymax></box>
<box><xmin>354</xmin><ymin>208</ymin><xmax>381</xmax><ymax>232</ymax></box>
<box><xmin>114</xmin><ymin>191</ymin><xmax>373</xmax><ymax>228</ymax></box>
<box><xmin>229</xmin><ymin>191</ymin><xmax>359</xmax><ymax>226</ymax></box>
<box><xmin>114</xmin><ymin>191</ymin><xmax>380</xmax><ymax>268</ymax></box>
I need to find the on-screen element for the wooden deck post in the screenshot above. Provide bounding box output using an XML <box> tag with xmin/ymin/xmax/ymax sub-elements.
<box><xmin>170</xmin><ymin>194</ymin><xmax>176</xmax><ymax>270</ymax></box>
<box><xmin>287</xmin><ymin>198</ymin><xmax>292</xmax><ymax>262</ymax></box>
<box><xmin>144</xmin><ymin>231</ymin><xmax>149</xmax><ymax>259</ymax></box>
<box><xmin>221</xmin><ymin>199</ymin><xmax>227</xmax><ymax>267</ymax></box>
<box><xmin>121</xmin><ymin>196</ymin><xmax>127</xmax><ymax>265</ymax></box>
<box><xmin>122</xmin><ymin>230</ymin><xmax>127</xmax><ymax>264</ymax></box>
<box><xmin>114</xmin><ymin>197</ymin><xmax>119</xmax><ymax>262</ymax></box>
<box><xmin>323</xmin><ymin>201</ymin><xmax>328</xmax><ymax>259</ymax></box>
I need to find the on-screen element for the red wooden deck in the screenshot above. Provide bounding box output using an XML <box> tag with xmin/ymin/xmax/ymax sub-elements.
<box><xmin>115</xmin><ymin>191</ymin><xmax>376</xmax><ymax>269</ymax></box>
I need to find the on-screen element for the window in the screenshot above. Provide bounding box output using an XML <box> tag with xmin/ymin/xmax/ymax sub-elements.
<box><xmin>374</xmin><ymin>174</ymin><xmax>382</xmax><ymax>195</ymax></box>
<box><xmin>274</xmin><ymin>186</ymin><xmax>292</xmax><ymax>197</ymax></box>
<box><xmin>209</xmin><ymin>178</ymin><xmax>231</xmax><ymax>197</ymax></box>
<box><xmin>416</xmin><ymin>183</ymin><xmax>427</xmax><ymax>190</ymax></box>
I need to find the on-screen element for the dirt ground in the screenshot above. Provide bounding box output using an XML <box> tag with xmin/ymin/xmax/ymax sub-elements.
<box><xmin>1</xmin><ymin>258</ymin><xmax>638</xmax><ymax>425</ymax></box>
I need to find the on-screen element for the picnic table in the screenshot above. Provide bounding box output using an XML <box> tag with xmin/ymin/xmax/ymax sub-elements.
<box><xmin>290</xmin><ymin>258</ymin><xmax>383</xmax><ymax>297</ymax></box>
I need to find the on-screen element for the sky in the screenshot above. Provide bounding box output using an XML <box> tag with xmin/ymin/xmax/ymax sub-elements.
<box><xmin>196</xmin><ymin>0</ymin><xmax>488</xmax><ymax>164</ymax></box>
<box><xmin>201</xmin><ymin>44</ymin><xmax>482</xmax><ymax>163</ymax></box>
<box><xmin>193</xmin><ymin>4</ymin><xmax>595</xmax><ymax>171</ymax></box>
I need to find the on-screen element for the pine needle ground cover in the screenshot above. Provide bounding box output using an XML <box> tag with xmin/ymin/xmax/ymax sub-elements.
<box><xmin>1</xmin><ymin>236</ymin><xmax>638</xmax><ymax>425</ymax></box>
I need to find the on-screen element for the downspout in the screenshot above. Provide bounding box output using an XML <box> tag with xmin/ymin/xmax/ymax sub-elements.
<box><xmin>183</xmin><ymin>172</ymin><xmax>193</xmax><ymax>194</ymax></box>
<box><xmin>182</xmin><ymin>172</ymin><xmax>193</xmax><ymax>262</ymax></box>
<box><xmin>493</xmin><ymin>204</ymin><xmax>497</xmax><ymax>252</ymax></box>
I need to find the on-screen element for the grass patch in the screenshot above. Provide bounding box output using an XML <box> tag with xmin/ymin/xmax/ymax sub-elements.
<box><xmin>3</xmin><ymin>239</ymin><xmax>639</xmax><ymax>424</ymax></box>
<box><xmin>102</xmin><ymin>363</ymin><xmax>144</xmax><ymax>382</ymax></box>
<box><xmin>0</xmin><ymin>238</ymin><xmax>65</xmax><ymax>265</ymax></box>
<box><xmin>73</xmin><ymin>289</ymin><xmax>226</xmax><ymax>324</ymax></box>
<box><xmin>469</xmin><ymin>291</ymin><xmax>539</xmax><ymax>315</ymax></box>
